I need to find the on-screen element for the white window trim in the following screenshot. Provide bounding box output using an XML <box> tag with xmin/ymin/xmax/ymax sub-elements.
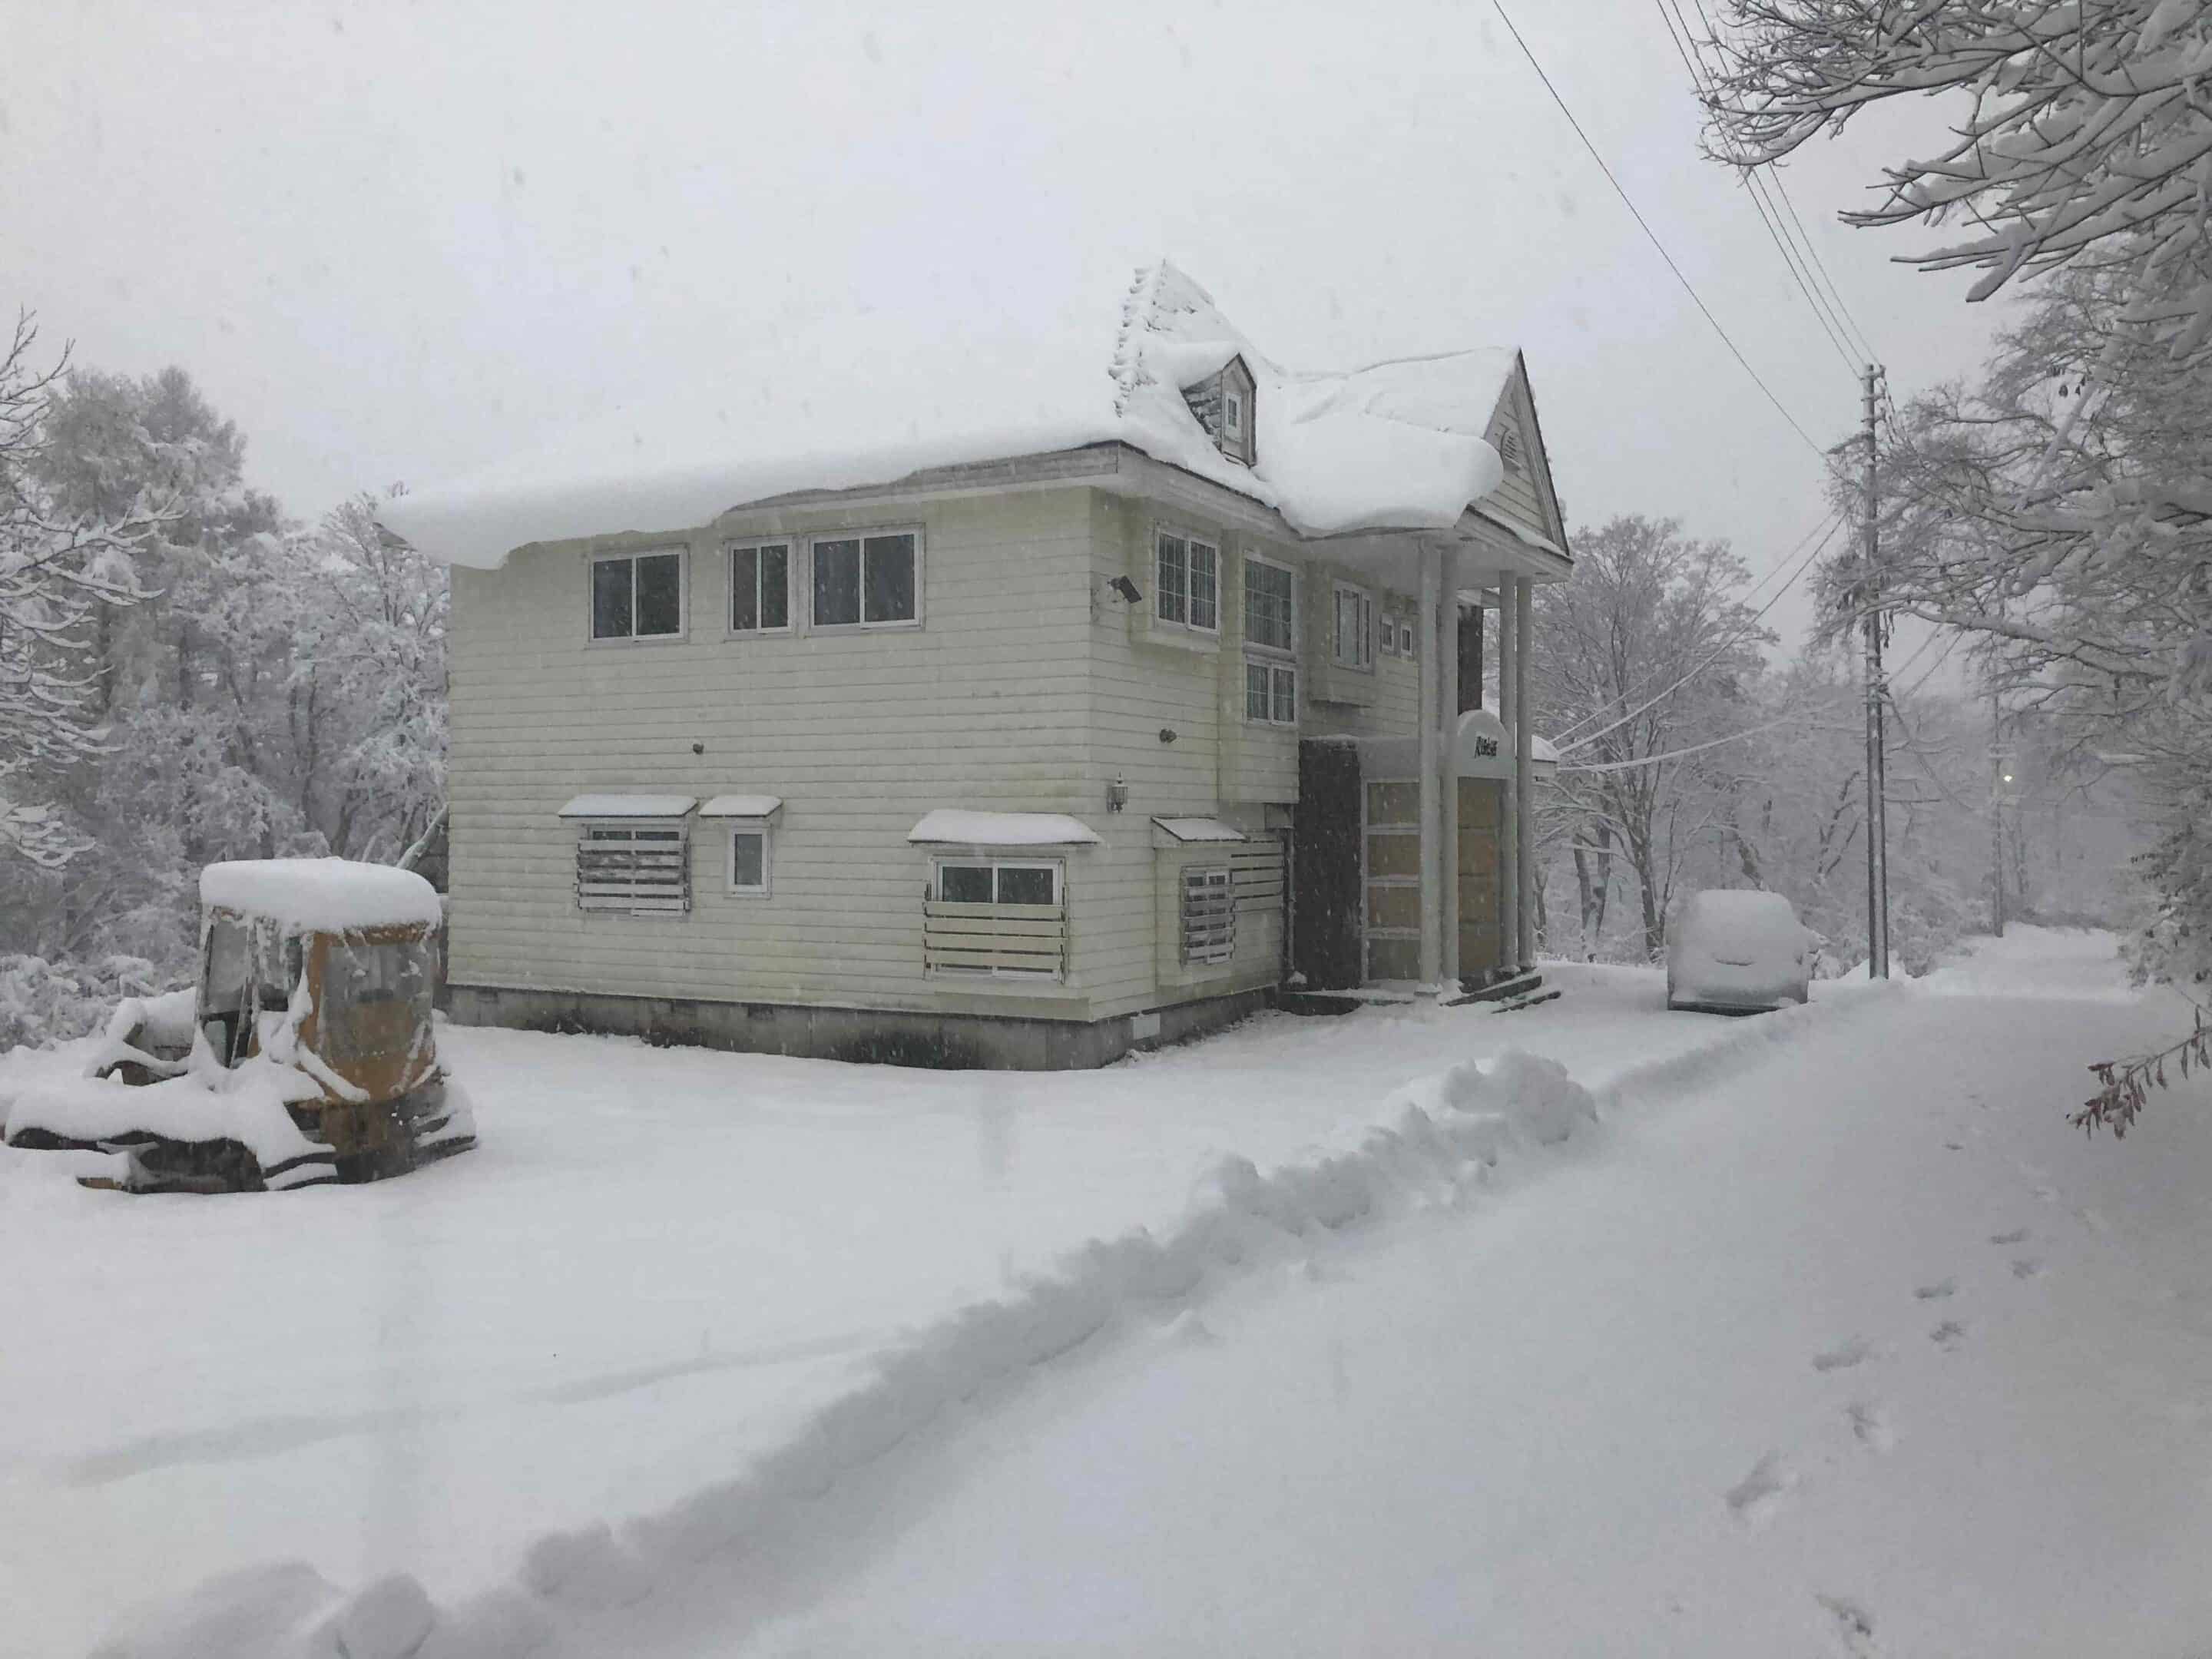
<box><xmin>724</xmin><ymin>823</ymin><xmax>773</xmax><ymax>898</ymax></box>
<box><xmin>724</xmin><ymin>538</ymin><xmax>793</xmax><ymax>638</ymax></box>
<box><xmin>1399</xmin><ymin>620</ymin><xmax>1417</xmax><ymax>657</ymax></box>
<box><xmin>1153</xmin><ymin>525</ymin><xmax>1221</xmax><ymax>637</ymax></box>
<box><xmin>1243</xmin><ymin>657</ymin><xmax>1298</xmax><ymax>727</ymax></box>
<box><xmin>932</xmin><ymin>856</ymin><xmax>1063</xmax><ymax>907</ymax></box>
<box><xmin>585</xmin><ymin>545</ymin><xmax>689</xmax><ymax>646</ymax></box>
<box><xmin>805</xmin><ymin>525</ymin><xmax>926</xmax><ymax>632</ymax></box>
<box><xmin>1241</xmin><ymin>550</ymin><xmax>1296</xmax><ymax>658</ymax></box>
<box><xmin>1332</xmin><ymin>580</ymin><xmax>1376</xmax><ymax>671</ymax></box>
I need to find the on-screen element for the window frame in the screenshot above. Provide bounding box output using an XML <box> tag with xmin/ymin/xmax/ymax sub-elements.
<box><xmin>932</xmin><ymin>857</ymin><xmax>1063</xmax><ymax>909</ymax></box>
<box><xmin>724</xmin><ymin>823</ymin><xmax>773</xmax><ymax>898</ymax></box>
<box><xmin>586</xmin><ymin>545</ymin><xmax>688</xmax><ymax>645</ymax></box>
<box><xmin>806</xmin><ymin>525</ymin><xmax>925</xmax><ymax>632</ymax></box>
<box><xmin>1399</xmin><ymin>619</ymin><xmax>1417</xmax><ymax>657</ymax></box>
<box><xmin>1243</xmin><ymin>658</ymin><xmax>1298</xmax><ymax>727</ymax></box>
<box><xmin>1331</xmin><ymin>581</ymin><xmax>1376</xmax><ymax>671</ymax></box>
<box><xmin>725</xmin><ymin>539</ymin><xmax>793</xmax><ymax>637</ymax></box>
<box><xmin>1154</xmin><ymin>526</ymin><xmax>1221</xmax><ymax>637</ymax></box>
<box><xmin>1241</xmin><ymin>551</ymin><xmax>1296</xmax><ymax>657</ymax></box>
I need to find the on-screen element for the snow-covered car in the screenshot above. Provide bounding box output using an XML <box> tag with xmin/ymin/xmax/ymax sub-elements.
<box><xmin>1666</xmin><ymin>889</ymin><xmax>1813</xmax><ymax>1014</ymax></box>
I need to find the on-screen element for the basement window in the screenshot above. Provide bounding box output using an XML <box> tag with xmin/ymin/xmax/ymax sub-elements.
<box><xmin>574</xmin><ymin>823</ymin><xmax>691</xmax><ymax>914</ymax></box>
<box><xmin>1180</xmin><ymin>866</ymin><xmax>1236</xmax><ymax>965</ymax></box>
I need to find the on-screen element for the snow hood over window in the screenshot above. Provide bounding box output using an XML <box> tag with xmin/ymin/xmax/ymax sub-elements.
<box><xmin>381</xmin><ymin>263</ymin><xmax>1512</xmax><ymax>569</ymax></box>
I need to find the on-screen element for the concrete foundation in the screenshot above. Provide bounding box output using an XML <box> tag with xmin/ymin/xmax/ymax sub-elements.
<box><xmin>445</xmin><ymin>983</ymin><xmax>1275</xmax><ymax>1071</ymax></box>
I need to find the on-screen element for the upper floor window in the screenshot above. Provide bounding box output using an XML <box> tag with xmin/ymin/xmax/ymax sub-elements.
<box><xmin>812</xmin><ymin>530</ymin><xmax>919</xmax><ymax>628</ymax></box>
<box><xmin>1156</xmin><ymin>531</ymin><xmax>1219</xmax><ymax>632</ymax></box>
<box><xmin>591</xmin><ymin>549</ymin><xmax>683</xmax><ymax>641</ymax></box>
<box><xmin>1245</xmin><ymin>660</ymin><xmax>1297</xmax><ymax>726</ymax></box>
<box><xmin>1333</xmin><ymin>582</ymin><xmax>1375</xmax><ymax>670</ymax></box>
<box><xmin>1243</xmin><ymin>555</ymin><xmax>1295</xmax><ymax>654</ymax></box>
<box><xmin>1224</xmin><ymin>390</ymin><xmax>1246</xmax><ymax>444</ymax></box>
<box><xmin>729</xmin><ymin>541</ymin><xmax>791</xmax><ymax>633</ymax></box>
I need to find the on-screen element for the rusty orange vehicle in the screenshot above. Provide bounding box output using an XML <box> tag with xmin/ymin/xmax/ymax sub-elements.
<box><xmin>5</xmin><ymin>859</ymin><xmax>475</xmax><ymax>1192</ymax></box>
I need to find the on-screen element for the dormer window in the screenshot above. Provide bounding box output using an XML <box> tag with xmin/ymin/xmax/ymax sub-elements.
<box><xmin>1181</xmin><ymin>353</ymin><xmax>1257</xmax><ymax>469</ymax></box>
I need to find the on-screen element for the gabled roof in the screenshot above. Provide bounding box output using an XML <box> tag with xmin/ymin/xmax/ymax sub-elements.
<box><xmin>382</xmin><ymin>263</ymin><xmax>1519</xmax><ymax>570</ymax></box>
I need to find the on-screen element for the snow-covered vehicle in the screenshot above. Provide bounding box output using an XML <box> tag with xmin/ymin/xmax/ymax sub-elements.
<box><xmin>2</xmin><ymin>859</ymin><xmax>474</xmax><ymax>1192</ymax></box>
<box><xmin>1665</xmin><ymin>890</ymin><xmax>1813</xmax><ymax>1015</ymax></box>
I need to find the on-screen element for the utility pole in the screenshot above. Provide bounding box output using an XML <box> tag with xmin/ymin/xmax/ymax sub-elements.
<box><xmin>1990</xmin><ymin>690</ymin><xmax>2008</xmax><ymax>938</ymax></box>
<box><xmin>1862</xmin><ymin>364</ymin><xmax>1890</xmax><ymax>979</ymax></box>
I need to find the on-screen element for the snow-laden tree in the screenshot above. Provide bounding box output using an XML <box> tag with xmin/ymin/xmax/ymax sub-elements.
<box><xmin>1</xmin><ymin>365</ymin><xmax>449</xmax><ymax>986</ymax></box>
<box><xmin>1528</xmin><ymin>516</ymin><xmax>1777</xmax><ymax>960</ymax></box>
<box><xmin>0</xmin><ymin>316</ymin><xmax>158</xmax><ymax>870</ymax></box>
<box><xmin>1706</xmin><ymin>1</ymin><xmax>2212</xmax><ymax>1125</ymax></box>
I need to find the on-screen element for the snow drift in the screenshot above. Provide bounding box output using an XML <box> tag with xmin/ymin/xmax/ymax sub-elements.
<box><xmin>379</xmin><ymin>263</ymin><xmax>1512</xmax><ymax>570</ymax></box>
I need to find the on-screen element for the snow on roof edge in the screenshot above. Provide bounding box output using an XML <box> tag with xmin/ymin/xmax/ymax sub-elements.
<box><xmin>382</xmin><ymin>262</ymin><xmax>1516</xmax><ymax>570</ymax></box>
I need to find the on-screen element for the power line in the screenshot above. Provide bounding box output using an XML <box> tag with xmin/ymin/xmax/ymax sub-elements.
<box><xmin>1652</xmin><ymin>0</ymin><xmax>1861</xmax><ymax>377</ymax></box>
<box><xmin>1554</xmin><ymin>512</ymin><xmax>1849</xmax><ymax>757</ymax></box>
<box><xmin>1492</xmin><ymin>0</ymin><xmax>1828</xmax><ymax>456</ymax></box>
<box><xmin>1683</xmin><ymin>0</ymin><xmax>1884</xmax><ymax>366</ymax></box>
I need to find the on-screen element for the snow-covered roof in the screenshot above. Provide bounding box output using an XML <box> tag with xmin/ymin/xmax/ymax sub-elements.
<box><xmin>555</xmin><ymin>793</ymin><xmax>697</xmax><ymax>820</ymax></box>
<box><xmin>698</xmin><ymin>794</ymin><xmax>784</xmax><ymax>819</ymax></box>
<box><xmin>200</xmin><ymin>859</ymin><xmax>443</xmax><ymax>932</ymax></box>
<box><xmin>380</xmin><ymin>263</ymin><xmax>1512</xmax><ymax>570</ymax></box>
<box><xmin>1152</xmin><ymin>816</ymin><xmax>1248</xmax><ymax>843</ymax></box>
<box><xmin>906</xmin><ymin>810</ymin><xmax>1104</xmax><ymax>847</ymax></box>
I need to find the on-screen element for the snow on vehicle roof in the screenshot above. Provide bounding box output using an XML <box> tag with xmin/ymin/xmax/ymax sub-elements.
<box><xmin>380</xmin><ymin>263</ymin><xmax>1513</xmax><ymax>569</ymax></box>
<box><xmin>200</xmin><ymin>859</ymin><xmax>443</xmax><ymax>932</ymax></box>
<box><xmin>907</xmin><ymin>810</ymin><xmax>1104</xmax><ymax>847</ymax></box>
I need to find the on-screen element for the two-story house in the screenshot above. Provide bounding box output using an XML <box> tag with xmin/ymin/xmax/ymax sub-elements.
<box><xmin>383</xmin><ymin>264</ymin><xmax>1571</xmax><ymax>1068</ymax></box>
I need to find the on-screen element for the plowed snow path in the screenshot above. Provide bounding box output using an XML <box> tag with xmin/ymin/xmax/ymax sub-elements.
<box><xmin>651</xmin><ymin>937</ymin><xmax>2212</xmax><ymax>1658</ymax></box>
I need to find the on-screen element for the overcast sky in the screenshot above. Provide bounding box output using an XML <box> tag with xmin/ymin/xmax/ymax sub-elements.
<box><xmin>3</xmin><ymin>0</ymin><xmax>2005</xmax><ymax>654</ymax></box>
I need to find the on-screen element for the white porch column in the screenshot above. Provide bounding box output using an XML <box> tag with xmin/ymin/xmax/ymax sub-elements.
<box><xmin>1497</xmin><ymin>578</ymin><xmax>1519</xmax><ymax>980</ymax></box>
<box><xmin>1437</xmin><ymin>545</ymin><xmax>1462</xmax><ymax>990</ymax></box>
<box><xmin>1415</xmin><ymin>542</ymin><xmax>1443</xmax><ymax>990</ymax></box>
<box><xmin>1515</xmin><ymin>573</ymin><xmax>1536</xmax><ymax>972</ymax></box>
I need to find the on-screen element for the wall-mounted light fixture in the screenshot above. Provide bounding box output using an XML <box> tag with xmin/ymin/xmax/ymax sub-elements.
<box><xmin>1106</xmin><ymin>773</ymin><xmax>1130</xmax><ymax>813</ymax></box>
<box><xmin>1158</xmin><ymin>727</ymin><xmax>1178</xmax><ymax>744</ymax></box>
<box><xmin>1108</xmin><ymin>575</ymin><xmax>1142</xmax><ymax>604</ymax></box>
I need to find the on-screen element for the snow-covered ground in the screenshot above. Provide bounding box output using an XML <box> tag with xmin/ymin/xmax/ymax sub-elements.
<box><xmin>3</xmin><ymin>962</ymin><xmax>1755</xmax><ymax>1658</ymax></box>
<box><xmin>724</xmin><ymin>929</ymin><xmax>2212</xmax><ymax>1659</ymax></box>
<box><xmin>11</xmin><ymin>931</ymin><xmax>2205</xmax><ymax>1658</ymax></box>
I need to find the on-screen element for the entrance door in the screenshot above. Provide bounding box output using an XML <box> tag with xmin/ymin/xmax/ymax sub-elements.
<box><xmin>1363</xmin><ymin>780</ymin><xmax>1422</xmax><ymax>982</ymax></box>
<box><xmin>1458</xmin><ymin>778</ymin><xmax>1506</xmax><ymax>981</ymax></box>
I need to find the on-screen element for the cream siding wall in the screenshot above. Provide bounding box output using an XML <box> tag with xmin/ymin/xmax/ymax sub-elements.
<box><xmin>447</xmin><ymin>489</ymin><xmax>1107</xmax><ymax>1017</ymax></box>
<box><xmin>1069</xmin><ymin>489</ymin><xmax>1291</xmax><ymax>1021</ymax></box>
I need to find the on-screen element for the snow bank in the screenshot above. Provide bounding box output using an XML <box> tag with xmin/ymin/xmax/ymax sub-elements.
<box><xmin>200</xmin><ymin>859</ymin><xmax>442</xmax><ymax>933</ymax></box>
<box><xmin>381</xmin><ymin>262</ymin><xmax>1510</xmax><ymax>569</ymax></box>
<box><xmin>89</xmin><ymin>1048</ymin><xmax>1595</xmax><ymax>1659</ymax></box>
